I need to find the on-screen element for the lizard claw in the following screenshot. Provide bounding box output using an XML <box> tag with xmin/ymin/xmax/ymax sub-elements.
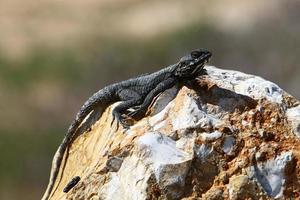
<box><xmin>111</xmin><ymin>116</ymin><xmax>120</xmax><ymax>131</ymax></box>
<box><xmin>111</xmin><ymin>112</ymin><xmax>122</xmax><ymax>130</ymax></box>
<box><xmin>111</xmin><ymin>114</ymin><xmax>116</xmax><ymax>126</ymax></box>
<box><xmin>119</xmin><ymin>116</ymin><xmax>132</xmax><ymax>130</ymax></box>
<box><xmin>112</xmin><ymin>112</ymin><xmax>131</xmax><ymax>130</ymax></box>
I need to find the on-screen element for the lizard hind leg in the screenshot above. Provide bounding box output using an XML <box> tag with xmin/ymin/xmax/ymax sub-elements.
<box><xmin>111</xmin><ymin>99</ymin><xmax>141</xmax><ymax>129</ymax></box>
<box><xmin>111</xmin><ymin>89</ymin><xmax>142</xmax><ymax>129</ymax></box>
<box><xmin>128</xmin><ymin>78</ymin><xmax>176</xmax><ymax>119</ymax></box>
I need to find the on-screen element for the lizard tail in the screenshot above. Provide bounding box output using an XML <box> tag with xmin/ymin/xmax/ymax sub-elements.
<box><xmin>42</xmin><ymin>87</ymin><xmax>115</xmax><ymax>200</ymax></box>
<box><xmin>42</xmin><ymin>112</ymin><xmax>89</xmax><ymax>200</ymax></box>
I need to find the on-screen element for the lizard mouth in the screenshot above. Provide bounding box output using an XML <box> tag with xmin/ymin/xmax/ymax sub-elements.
<box><xmin>191</xmin><ymin>55</ymin><xmax>211</xmax><ymax>74</ymax></box>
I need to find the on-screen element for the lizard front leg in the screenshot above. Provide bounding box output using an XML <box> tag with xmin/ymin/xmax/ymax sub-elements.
<box><xmin>128</xmin><ymin>78</ymin><xmax>176</xmax><ymax>119</ymax></box>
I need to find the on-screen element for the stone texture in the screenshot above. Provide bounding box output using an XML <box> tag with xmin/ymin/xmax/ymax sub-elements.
<box><xmin>46</xmin><ymin>66</ymin><xmax>300</xmax><ymax>200</ymax></box>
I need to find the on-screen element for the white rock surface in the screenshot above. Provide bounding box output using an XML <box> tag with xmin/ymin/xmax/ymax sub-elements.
<box><xmin>99</xmin><ymin>155</ymin><xmax>151</xmax><ymax>200</ymax></box>
<box><xmin>286</xmin><ymin>105</ymin><xmax>300</xmax><ymax>137</ymax></box>
<box><xmin>138</xmin><ymin>132</ymin><xmax>192</xmax><ymax>199</ymax></box>
<box><xmin>170</xmin><ymin>93</ymin><xmax>221</xmax><ymax>130</ymax></box>
<box><xmin>206</xmin><ymin>66</ymin><xmax>284</xmax><ymax>103</ymax></box>
<box><xmin>247</xmin><ymin>151</ymin><xmax>293</xmax><ymax>199</ymax></box>
<box><xmin>222</xmin><ymin>135</ymin><xmax>235</xmax><ymax>155</ymax></box>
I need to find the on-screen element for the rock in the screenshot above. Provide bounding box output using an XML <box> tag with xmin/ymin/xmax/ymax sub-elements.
<box><xmin>45</xmin><ymin>66</ymin><xmax>300</xmax><ymax>200</ymax></box>
<box><xmin>227</xmin><ymin>174</ymin><xmax>267</xmax><ymax>200</ymax></box>
<box><xmin>247</xmin><ymin>151</ymin><xmax>293</xmax><ymax>198</ymax></box>
<box><xmin>286</xmin><ymin>105</ymin><xmax>300</xmax><ymax>137</ymax></box>
<box><xmin>138</xmin><ymin>132</ymin><xmax>192</xmax><ymax>199</ymax></box>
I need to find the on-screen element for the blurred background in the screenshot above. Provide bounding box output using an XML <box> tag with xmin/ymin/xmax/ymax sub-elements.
<box><xmin>0</xmin><ymin>0</ymin><xmax>299</xmax><ymax>199</ymax></box>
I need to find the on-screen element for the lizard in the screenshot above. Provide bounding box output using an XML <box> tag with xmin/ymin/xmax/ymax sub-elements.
<box><xmin>42</xmin><ymin>49</ymin><xmax>212</xmax><ymax>200</ymax></box>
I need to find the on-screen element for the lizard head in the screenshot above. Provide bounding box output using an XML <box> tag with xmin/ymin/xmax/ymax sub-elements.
<box><xmin>175</xmin><ymin>49</ymin><xmax>212</xmax><ymax>78</ymax></box>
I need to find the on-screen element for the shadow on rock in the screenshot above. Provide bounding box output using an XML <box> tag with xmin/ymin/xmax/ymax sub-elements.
<box><xmin>190</xmin><ymin>79</ymin><xmax>257</xmax><ymax>113</ymax></box>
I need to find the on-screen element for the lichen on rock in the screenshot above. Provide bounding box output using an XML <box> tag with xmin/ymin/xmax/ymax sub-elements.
<box><xmin>46</xmin><ymin>66</ymin><xmax>300</xmax><ymax>200</ymax></box>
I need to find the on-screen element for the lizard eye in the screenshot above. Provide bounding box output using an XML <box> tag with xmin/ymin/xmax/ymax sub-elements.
<box><xmin>191</xmin><ymin>50</ymin><xmax>201</xmax><ymax>59</ymax></box>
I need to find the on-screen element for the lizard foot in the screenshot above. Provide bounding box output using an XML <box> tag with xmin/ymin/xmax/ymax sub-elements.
<box><xmin>119</xmin><ymin>115</ymin><xmax>134</xmax><ymax>130</ymax></box>
<box><xmin>111</xmin><ymin>112</ymin><xmax>132</xmax><ymax>130</ymax></box>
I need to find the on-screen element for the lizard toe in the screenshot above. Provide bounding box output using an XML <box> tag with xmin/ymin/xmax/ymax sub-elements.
<box><xmin>128</xmin><ymin>109</ymin><xmax>140</xmax><ymax>117</ymax></box>
<box><xmin>120</xmin><ymin>117</ymin><xmax>131</xmax><ymax>129</ymax></box>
